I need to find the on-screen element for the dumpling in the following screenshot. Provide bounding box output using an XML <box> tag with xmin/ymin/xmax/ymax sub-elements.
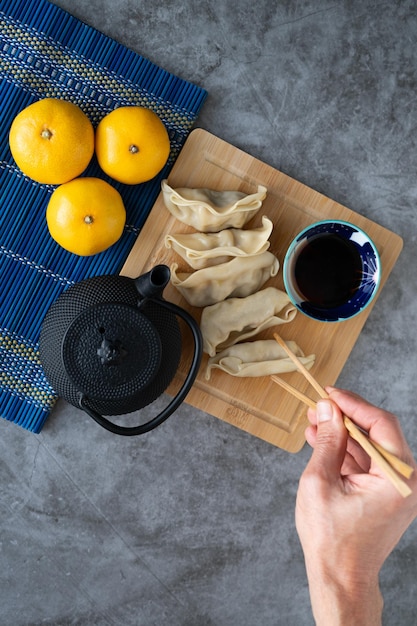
<box><xmin>164</xmin><ymin>216</ymin><xmax>273</xmax><ymax>269</ymax></box>
<box><xmin>161</xmin><ymin>179</ymin><xmax>267</xmax><ymax>231</ymax></box>
<box><xmin>200</xmin><ymin>287</ymin><xmax>297</xmax><ymax>356</ymax></box>
<box><xmin>170</xmin><ymin>252</ymin><xmax>279</xmax><ymax>307</ymax></box>
<box><xmin>205</xmin><ymin>339</ymin><xmax>315</xmax><ymax>379</ymax></box>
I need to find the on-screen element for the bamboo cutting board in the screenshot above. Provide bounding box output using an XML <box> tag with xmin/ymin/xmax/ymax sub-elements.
<box><xmin>121</xmin><ymin>129</ymin><xmax>403</xmax><ymax>452</ymax></box>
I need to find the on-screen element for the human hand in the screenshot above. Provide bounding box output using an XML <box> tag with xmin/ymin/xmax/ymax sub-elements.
<box><xmin>296</xmin><ymin>387</ymin><xmax>417</xmax><ymax>626</ymax></box>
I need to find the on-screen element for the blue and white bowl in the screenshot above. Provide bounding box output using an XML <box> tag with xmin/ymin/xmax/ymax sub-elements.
<box><xmin>283</xmin><ymin>220</ymin><xmax>381</xmax><ymax>322</ymax></box>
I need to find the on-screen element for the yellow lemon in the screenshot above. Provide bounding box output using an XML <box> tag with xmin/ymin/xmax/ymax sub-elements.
<box><xmin>95</xmin><ymin>106</ymin><xmax>170</xmax><ymax>185</ymax></box>
<box><xmin>46</xmin><ymin>177</ymin><xmax>126</xmax><ymax>256</ymax></box>
<box><xmin>9</xmin><ymin>98</ymin><xmax>94</xmax><ymax>185</ymax></box>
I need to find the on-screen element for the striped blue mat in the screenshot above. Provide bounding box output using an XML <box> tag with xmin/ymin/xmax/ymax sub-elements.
<box><xmin>0</xmin><ymin>0</ymin><xmax>207</xmax><ymax>432</ymax></box>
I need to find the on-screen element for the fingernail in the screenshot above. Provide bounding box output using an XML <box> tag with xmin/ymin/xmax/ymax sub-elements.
<box><xmin>316</xmin><ymin>400</ymin><xmax>333</xmax><ymax>423</ymax></box>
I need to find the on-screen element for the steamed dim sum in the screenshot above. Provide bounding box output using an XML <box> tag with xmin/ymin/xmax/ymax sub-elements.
<box><xmin>164</xmin><ymin>216</ymin><xmax>273</xmax><ymax>269</ymax></box>
<box><xmin>162</xmin><ymin>179</ymin><xmax>267</xmax><ymax>231</ymax></box>
<box><xmin>170</xmin><ymin>252</ymin><xmax>279</xmax><ymax>307</ymax></box>
<box><xmin>200</xmin><ymin>287</ymin><xmax>297</xmax><ymax>356</ymax></box>
<box><xmin>205</xmin><ymin>339</ymin><xmax>315</xmax><ymax>379</ymax></box>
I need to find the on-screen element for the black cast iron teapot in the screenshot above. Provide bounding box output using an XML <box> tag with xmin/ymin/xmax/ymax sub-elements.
<box><xmin>39</xmin><ymin>265</ymin><xmax>203</xmax><ymax>436</ymax></box>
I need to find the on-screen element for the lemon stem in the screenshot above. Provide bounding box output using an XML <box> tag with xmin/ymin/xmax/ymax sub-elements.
<box><xmin>84</xmin><ymin>215</ymin><xmax>94</xmax><ymax>224</ymax></box>
<box><xmin>129</xmin><ymin>144</ymin><xmax>139</xmax><ymax>154</ymax></box>
<box><xmin>41</xmin><ymin>128</ymin><xmax>53</xmax><ymax>140</ymax></box>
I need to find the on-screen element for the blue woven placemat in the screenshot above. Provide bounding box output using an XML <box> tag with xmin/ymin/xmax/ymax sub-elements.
<box><xmin>0</xmin><ymin>0</ymin><xmax>207</xmax><ymax>432</ymax></box>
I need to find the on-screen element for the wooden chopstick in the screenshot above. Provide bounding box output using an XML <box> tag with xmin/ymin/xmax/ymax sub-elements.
<box><xmin>370</xmin><ymin>441</ymin><xmax>414</xmax><ymax>479</ymax></box>
<box><xmin>270</xmin><ymin>375</ymin><xmax>316</xmax><ymax>410</ymax></box>
<box><xmin>273</xmin><ymin>333</ymin><xmax>327</xmax><ymax>399</ymax></box>
<box><xmin>272</xmin><ymin>334</ymin><xmax>413</xmax><ymax>498</ymax></box>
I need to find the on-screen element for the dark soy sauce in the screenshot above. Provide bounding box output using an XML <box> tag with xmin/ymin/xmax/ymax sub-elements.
<box><xmin>294</xmin><ymin>234</ymin><xmax>363</xmax><ymax>308</ymax></box>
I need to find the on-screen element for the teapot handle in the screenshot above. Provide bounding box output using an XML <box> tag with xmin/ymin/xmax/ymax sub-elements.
<box><xmin>78</xmin><ymin>299</ymin><xmax>203</xmax><ymax>436</ymax></box>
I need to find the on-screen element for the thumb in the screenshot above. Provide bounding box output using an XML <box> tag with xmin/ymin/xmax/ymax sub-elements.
<box><xmin>307</xmin><ymin>399</ymin><xmax>348</xmax><ymax>481</ymax></box>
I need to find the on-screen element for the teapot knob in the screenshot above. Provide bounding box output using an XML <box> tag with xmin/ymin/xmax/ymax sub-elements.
<box><xmin>97</xmin><ymin>337</ymin><xmax>127</xmax><ymax>366</ymax></box>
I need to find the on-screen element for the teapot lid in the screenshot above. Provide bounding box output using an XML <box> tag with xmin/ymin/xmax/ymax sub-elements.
<box><xmin>62</xmin><ymin>302</ymin><xmax>162</xmax><ymax>401</ymax></box>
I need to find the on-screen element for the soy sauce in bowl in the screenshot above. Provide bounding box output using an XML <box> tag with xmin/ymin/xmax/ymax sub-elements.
<box><xmin>294</xmin><ymin>233</ymin><xmax>363</xmax><ymax>309</ymax></box>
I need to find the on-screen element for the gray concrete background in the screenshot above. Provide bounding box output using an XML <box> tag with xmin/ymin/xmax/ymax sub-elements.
<box><xmin>2</xmin><ymin>1</ymin><xmax>417</xmax><ymax>624</ymax></box>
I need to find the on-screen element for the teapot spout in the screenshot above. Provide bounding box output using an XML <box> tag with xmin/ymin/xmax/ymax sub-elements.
<box><xmin>134</xmin><ymin>264</ymin><xmax>170</xmax><ymax>299</ymax></box>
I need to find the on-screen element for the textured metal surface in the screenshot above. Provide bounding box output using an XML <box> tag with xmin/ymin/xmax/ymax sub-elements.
<box><xmin>39</xmin><ymin>275</ymin><xmax>181</xmax><ymax>414</ymax></box>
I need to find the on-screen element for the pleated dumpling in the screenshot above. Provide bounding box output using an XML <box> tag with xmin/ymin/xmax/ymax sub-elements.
<box><xmin>200</xmin><ymin>287</ymin><xmax>297</xmax><ymax>356</ymax></box>
<box><xmin>164</xmin><ymin>216</ymin><xmax>273</xmax><ymax>269</ymax></box>
<box><xmin>170</xmin><ymin>252</ymin><xmax>279</xmax><ymax>307</ymax></box>
<box><xmin>205</xmin><ymin>340</ymin><xmax>315</xmax><ymax>379</ymax></box>
<box><xmin>161</xmin><ymin>179</ymin><xmax>267</xmax><ymax>231</ymax></box>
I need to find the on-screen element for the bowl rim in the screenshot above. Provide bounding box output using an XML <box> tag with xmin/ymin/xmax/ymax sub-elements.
<box><xmin>282</xmin><ymin>219</ymin><xmax>382</xmax><ymax>322</ymax></box>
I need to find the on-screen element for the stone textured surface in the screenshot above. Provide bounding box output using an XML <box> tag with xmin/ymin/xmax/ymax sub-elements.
<box><xmin>2</xmin><ymin>1</ymin><xmax>417</xmax><ymax>624</ymax></box>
